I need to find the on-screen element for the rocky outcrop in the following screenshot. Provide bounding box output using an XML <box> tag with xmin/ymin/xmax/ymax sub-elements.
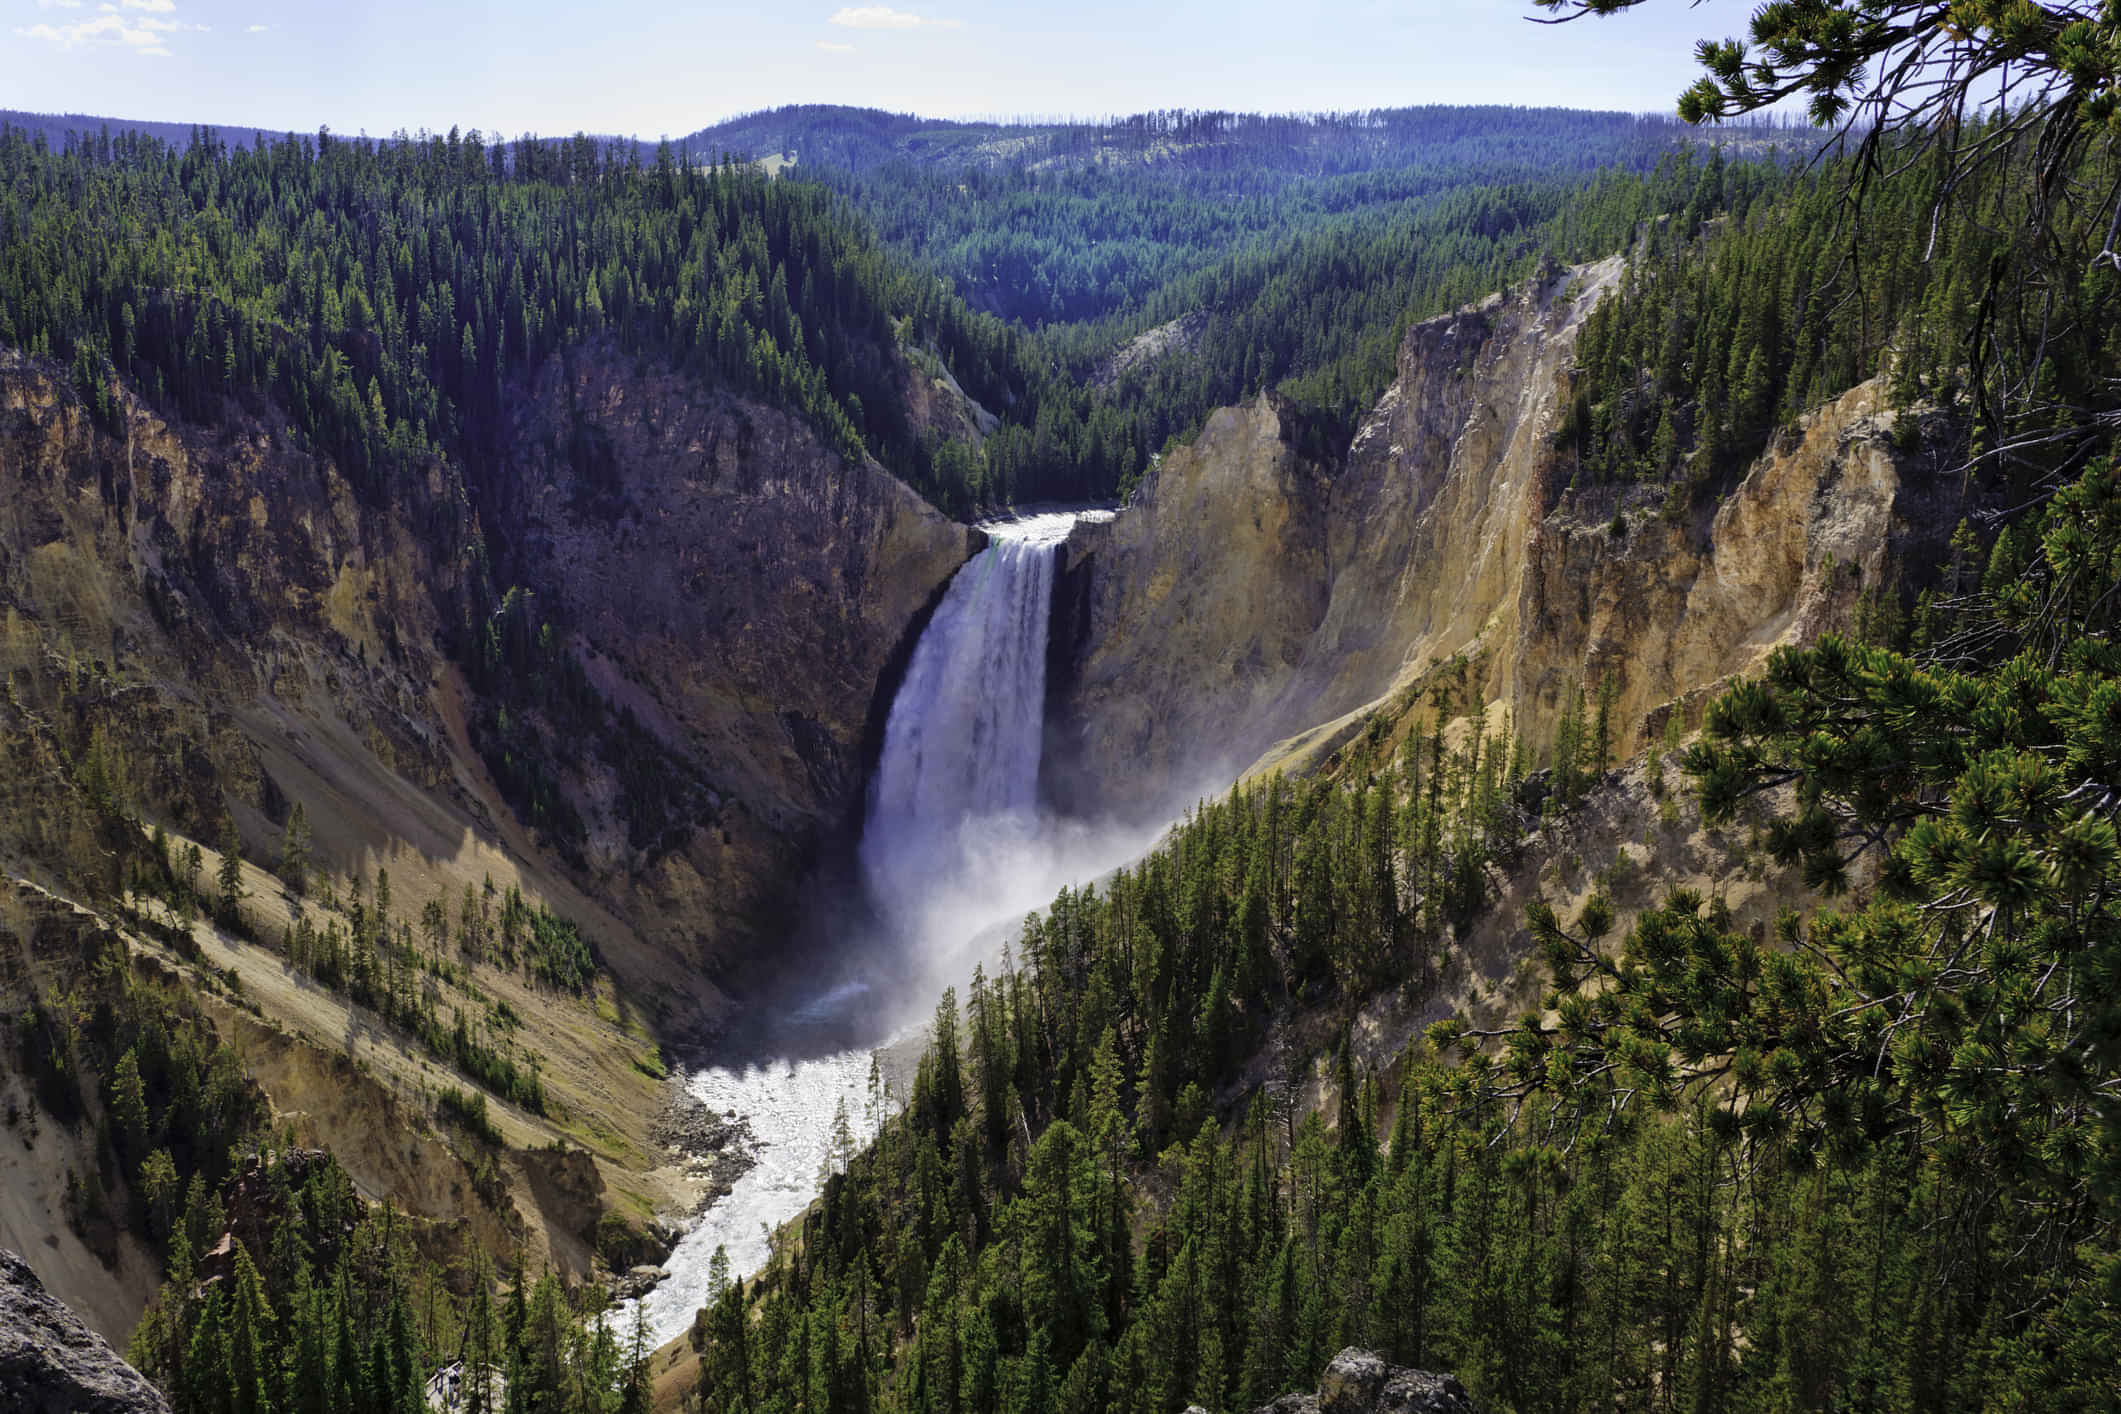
<box><xmin>1049</xmin><ymin>260</ymin><xmax>1965</xmax><ymax>820</ymax></box>
<box><xmin>1093</xmin><ymin>310</ymin><xmax>1211</xmax><ymax>393</ymax></box>
<box><xmin>0</xmin><ymin>1247</ymin><xmax>169</xmax><ymax>1414</ymax></box>
<box><xmin>1511</xmin><ymin>378</ymin><xmax>1943</xmax><ymax>764</ymax></box>
<box><xmin>1249</xmin><ymin>1348</ymin><xmax>1478</xmax><ymax>1414</ymax></box>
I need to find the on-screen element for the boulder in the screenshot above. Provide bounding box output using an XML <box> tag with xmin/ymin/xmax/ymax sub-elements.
<box><xmin>1255</xmin><ymin>1348</ymin><xmax>1477</xmax><ymax>1414</ymax></box>
<box><xmin>0</xmin><ymin>1247</ymin><xmax>170</xmax><ymax>1414</ymax></box>
<box><xmin>1319</xmin><ymin>1348</ymin><xmax>1389</xmax><ymax>1413</ymax></box>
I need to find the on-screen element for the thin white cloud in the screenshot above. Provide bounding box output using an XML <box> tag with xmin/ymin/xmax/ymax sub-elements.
<box><xmin>817</xmin><ymin>40</ymin><xmax>855</xmax><ymax>52</ymax></box>
<box><xmin>16</xmin><ymin>4</ymin><xmax>200</xmax><ymax>54</ymax></box>
<box><xmin>247</xmin><ymin>22</ymin><xmax>267</xmax><ymax>30</ymax></box>
<box><xmin>35</xmin><ymin>0</ymin><xmax>86</xmax><ymax>10</ymax></box>
<box><xmin>829</xmin><ymin>6</ymin><xmax>958</xmax><ymax>30</ymax></box>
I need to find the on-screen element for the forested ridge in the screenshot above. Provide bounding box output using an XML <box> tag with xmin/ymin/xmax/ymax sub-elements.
<box><xmin>741</xmin><ymin>106</ymin><xmax>1750</xmax><ymax>327</ymax></box>
<box><xmin>0</xmin><ymin>109</ymin><xmax>1803</xmax><ymax>514</ymax></box>
<box><xmin>0</xmin><ymin>122</ymin><xmax>1054</xmax><ymax>513</ymax></box>
<box><xmin>1558</xmin><ymin>136</ymin><xmax>2121</xmax><ymax>510</ymax></box>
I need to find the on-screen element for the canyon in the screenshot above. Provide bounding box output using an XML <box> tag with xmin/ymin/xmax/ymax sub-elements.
<box><xmin>0</xmin><ymin>248</ymin><xmax>1965</xmax><ymax>1359</ymax></box>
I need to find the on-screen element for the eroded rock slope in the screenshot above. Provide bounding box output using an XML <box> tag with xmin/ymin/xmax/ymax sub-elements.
<box><xmin>0</xmin><ymin>341</ymin><xmax>976</xmax><ymax>1332</ymax></box>
<box><xmin>1048</xmin><ymin>259</ymin><xmax>1962</xmax><ymax>819</ymax></box>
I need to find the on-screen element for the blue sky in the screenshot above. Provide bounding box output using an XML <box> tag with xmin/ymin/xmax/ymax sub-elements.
<box><xmin>2</xmin><ymin>1</ymin><xmax>1761</xmax><ymax>138</ymax></box>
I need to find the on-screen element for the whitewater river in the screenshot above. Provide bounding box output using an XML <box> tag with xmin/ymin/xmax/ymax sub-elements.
<box><xmin>633</xmin><ymin>508</ymin><xmax>1154</xmax><ymax>1347</ymax></box>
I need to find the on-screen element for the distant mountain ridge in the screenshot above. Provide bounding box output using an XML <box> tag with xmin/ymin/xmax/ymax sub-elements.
<box><xmin>670</xmin><ymin>101</ymin><xmax>1809</xmax><ymax>177</ymax></box>
<box><xmin>1</xmin><ymin>101</ymin><xmax>1811</xmax><ymax>173</ymax></box>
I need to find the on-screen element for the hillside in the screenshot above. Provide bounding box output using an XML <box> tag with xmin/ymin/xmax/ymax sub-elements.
<box><xmin>676</xmin><ymin>105</ymin><xmax>1724</xmax><ymax>176</ymax></box>
<box><xmin>693</xmin><ymin>106</ymin><xmax>1810</xmax><ymax>331</ymax></box>
<box><xmin>656</xmin><ymin>117</ymin><xmax>2120</xmax><ymax>1414</ymax></box>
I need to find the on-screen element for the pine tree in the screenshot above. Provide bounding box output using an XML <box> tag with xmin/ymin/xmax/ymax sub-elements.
<box><xmin>216</xmin><ymin>814</ymin><xmax>246</xmax><ymax>924</ymax></box>
<box><xmin>226</xmin><ymin>1243</ymin><xmax>276</xmax><ymax>1414</ymax></box>
<box><xmin>108</xmin><ymin>1046</ymin><xmax>149</xmax><ymax>1163</ymax></box>
<box><xmin>278</xmin><ymin>802</ymin><xmax>310</xmax><ymax>894</ymax></box>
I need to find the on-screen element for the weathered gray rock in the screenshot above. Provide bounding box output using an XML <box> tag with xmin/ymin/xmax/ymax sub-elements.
<box><xmin>1254</xmin><ymin>1348</ymin><xmax>1477</xmax><ymax>1414</ymax></box>
<box><xmin>1320</xmin><ymin>1348</ymin><xmax>1389</xmax><ymax>1413</ymax></box>
<box><xmin>1375</xmin><ymin>1366</ymin><xmax>1477</xmax><ymax>1414</ymax></box>
<box><xmin>1255</xmin><ymin>1399</ymin><xmax>1322</xmax><ymax>1414</ymax></box>
<box><xmin>0</xmin><ymin>1247</ymin><xmax>170</xmax><ymax>1414</ymax></box>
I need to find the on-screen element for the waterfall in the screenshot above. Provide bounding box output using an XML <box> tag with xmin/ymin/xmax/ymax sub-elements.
<box><xmin>859</xmin><ymin>520</ymin><xmax>1066</xmax><ymax>930</ymax></box>
<box><xmin>633</xmin><ymin>509</ymin><xmax>1121</xmax><ymax>1349</ymax></box>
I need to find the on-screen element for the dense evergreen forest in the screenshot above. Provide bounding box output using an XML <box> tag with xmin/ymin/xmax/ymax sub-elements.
<box><xmin>723</xmin><ymin>106</ymin><xmax>1745</xmax><ymax>326</ymax></box>
<box><xmin>0</xmin><ymin>122</ymin><xmax>1049</xmax><ymax>512</ymax></box>
<box><xmin>0</xmin><ymin>107</ymin><xmax>1801</xmax><ymax>514</ymax></box>
<box><xmin>658</xmin><ymin>112</ymin><xmax>2121</xmax><ymax>1414</ymax></box>
<box><xmin>681</xmin><ymin>105</ymin><xmax>1723</xmax><ymax>182</ymax></box>
<box><xmin>1559</xmin><ymin>138</ymin><xmax>2121</xmax><ymax>507</ymax></box>
<box><xmin>18</xmin><ymin>882</ymin><xmax>657</xmax><ymax>1414</ymax></box>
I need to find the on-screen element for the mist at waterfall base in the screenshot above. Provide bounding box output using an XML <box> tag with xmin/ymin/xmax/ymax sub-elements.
<box><xmin>633</xmin><ymin>510</ymin><xmax>1191</xmax><ymax>1347</ymax></box>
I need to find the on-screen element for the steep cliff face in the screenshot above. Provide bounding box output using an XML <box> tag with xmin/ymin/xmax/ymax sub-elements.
<box><xmin>1511</xmin><ymin>378</ymin><xmax>1939</xmax><ymax>755</ymax></box>
<box><xmin>1049</xmin><ymin>261</ymin><xmax>1958</xmax><ymax>818</ymax></box>
<box><xmin>485</xmin><ymin>345</ymin><xmax>979</xmax><ymax>980</ymax></box>
<box><xmin>0</xmin><ymin>349</ymin><xmax>481</xmax><ymax>936</ymax></box>
<box><xmin>1044</xmin><ymin>388</ymin><xmax>1334</xmax><ymax>813</ymax></box>
<box><xmin>0</xmin><ymin>344</ymin><xmax>973</xmax><ymax>987</ymax></box>
<box><xmin>1047</xmin><ymin>262</ymin><xmax>1616</xmax><ymax>816</ymax></box>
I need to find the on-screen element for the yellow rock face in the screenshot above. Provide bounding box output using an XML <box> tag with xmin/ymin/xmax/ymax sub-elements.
<box><xmin>1049</xmin><ymin>261</ymin><xmax>1946</xmax><ymax>818</ymax></box>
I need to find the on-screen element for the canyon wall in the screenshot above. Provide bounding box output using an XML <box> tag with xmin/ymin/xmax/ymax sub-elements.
<box><xmin>1048</xmin><ymin>259</ymin><xmax>1962</xmax><ymax>819</ymax></box>
<box><xmin>0</xmin><ymin>344</ymin><xmax>974</xmax><ymax>1002</ymax></box>
<box><xmin>0</xmin><ymin>343</ymin><xmax>975</xmax><ymax>1331</ymax></box>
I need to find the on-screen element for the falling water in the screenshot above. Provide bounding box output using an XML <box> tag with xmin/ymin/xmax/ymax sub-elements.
<box><xmin>860</xmin><ymin>514</ymin><xmax>1070</xmax><ymax>935</ymax></box>
<box><xmin>632</xmin><ymin>510</ymin><xmax>1109</xmax><ymax>1347</ymax></box>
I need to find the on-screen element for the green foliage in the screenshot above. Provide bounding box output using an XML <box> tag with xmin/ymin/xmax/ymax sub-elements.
<box><xmin>1560</xmin><ymin>128</ymin><xmax>2119</xmax><ymax>500</ymax></box>
<box><xmin>277</xmin><ymin>802</ymin><xmax>309</xmax><ymax>895</ymax></box>
<box><xmin>683</xmin><ymin>448</ymin><xmax>2121</xmax><ymax>1410</ymax></box>
<box><xmin>129</xmin><ymin>1147</ymin><xmax>652</xmax><ymax>1414</ymax></box>
<box><xmin>0</xmin><ymin>123</ymin><xmax>1034</xmax><ymax>513</ymax></box>
<box><xmin>810</xmin><ymin>106</ymin><xmax>1728</xmax><ymax>328</ymax></box>
<box><xmin>1534</xmin><ymin>1</ymin><xmax>2120</xmax><ymax>138</ymax></box>
<box><xmin>268</xmin><ymin>869</ymin><xmax>582</xmax><ymax>1114</ymax></box>
<box><xmin>215</xmin><ymin>813</ymin><xmax>246</xmax><ymax>926</ymax></box>
<box><xmin>0</xmin><ymin>116</ymin><xmax>1812</xmax><ymax>523</ymax></box>
<box><xmin>1034</xmin><ymin>150</ymin><xmax>1749</xmax><ymax>484</ymax></box>
<box><xmin>436</xmin><ymin>1086</ymin><xmax>503</xmax><ymax>1147</ymax></box>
